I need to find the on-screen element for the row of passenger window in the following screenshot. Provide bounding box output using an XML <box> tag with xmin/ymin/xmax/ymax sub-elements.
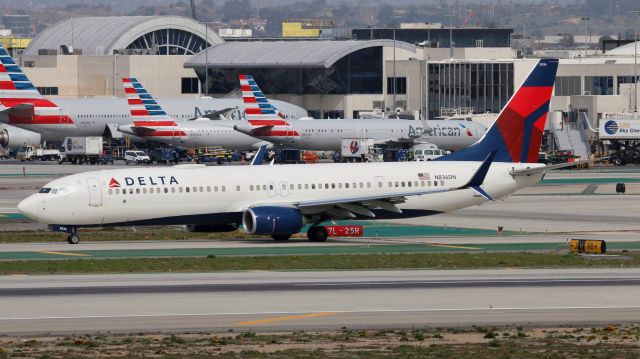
<box><xmin>107</xmin><ymin>179</ymin><xmax>446</xmax><ymax>196</ymax></box>
<box><xmin>109</xmin><ymin>185</ymin><xmax>226</xmax><ymax>195</ymax></box>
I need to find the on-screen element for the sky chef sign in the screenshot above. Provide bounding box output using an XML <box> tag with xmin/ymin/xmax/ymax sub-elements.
<box><xmin>599</xmin><ymin>119</ymin><xmax>640</xmax><ymax>139</ymax></box>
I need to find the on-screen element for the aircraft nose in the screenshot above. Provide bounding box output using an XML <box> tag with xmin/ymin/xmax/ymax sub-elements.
<box><xmin>17</xmin><ymin>195</ymin><xmax>39</xmax><ymax>221</ymax></box>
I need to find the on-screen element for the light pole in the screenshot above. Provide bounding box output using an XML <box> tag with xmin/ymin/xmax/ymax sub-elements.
<box><xmin>200</xmin><ymin>21</ymin><xmax>217</xmax><ymax>97</ymax></box>
<box><xmin>580</xmin><ymin>17</ymin><xmax>589</xmax><ymax>58</ymax></box>
<box><xmin>519</xmin><ymin>10</ymin><xmax>530</xmax><ymax>58</ymax></box>
<box><xmin>629</xmin><ymin>11</ymin><xmax>640</xmax><ymax>114</ymax></box>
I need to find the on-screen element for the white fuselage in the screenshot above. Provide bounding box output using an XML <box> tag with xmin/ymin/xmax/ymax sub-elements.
<box><xmin>137</xmin><ymin>120</ymin><xmax>271</xmax><ymax>151</ymax></box>
<box><xmin>2</xmin><ymin>98</ymin><xmax>307</xmax><ymax>142</ymax></box>
<box><xmin>18</xmin><ymin>161</ymin><xmax>544</xmax><ymax>227</ymax></box>
<box><xmin>243</xmin><ymin>119</ymin><xmax>486</xmax><ymax>151</ymax></box>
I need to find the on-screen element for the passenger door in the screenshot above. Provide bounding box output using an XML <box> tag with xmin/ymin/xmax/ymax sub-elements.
<box><xmin>87</xmin><ymin>178</ymin><xmax>102</xmax><ymax>207</ymax></box>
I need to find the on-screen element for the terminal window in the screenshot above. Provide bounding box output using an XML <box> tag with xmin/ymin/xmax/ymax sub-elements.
<box><xmin>386</xmin><ymin>77</ymin><xmax>407</xmax><ymax>95</ymax></box>
<box><xmin>181</xmin><ymin>78</ymin><xmax>199</xmax><ymax>94</ymax></box>
<box><xmin>584</xmin><ymin>76</ymin><xmax>613</xmax><ymax>96</ymax></box>
<box><xmin>554</xmin><ymin>76</ymin><xmax>581</xmax><ymax>96</ymax></box>
<box><xmin>37</xmin><ymin>87</ymin><xmax>58</xmax><ymax>96</ymax></box>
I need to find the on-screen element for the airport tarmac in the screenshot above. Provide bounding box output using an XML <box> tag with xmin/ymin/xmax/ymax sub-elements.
<box><xmin>1</xmin><ymin>268</ymin><xmax>638</xmax><ymax>335</ymax></box>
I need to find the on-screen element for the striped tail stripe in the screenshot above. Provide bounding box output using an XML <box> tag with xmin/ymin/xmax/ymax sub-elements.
<box><xmin>239</xmin><ymin>74</ymin><xmax>289</xmax><ymax>126</ymax></box>
<box><xmin>0</xmin><ymin>45</ymin><xmax>73</xmax><ymax>126</ymax></box>
<box><xmin>122</xmin><ymin>77</ymin><xmax>186</xmax><ymax>138</ymax></box>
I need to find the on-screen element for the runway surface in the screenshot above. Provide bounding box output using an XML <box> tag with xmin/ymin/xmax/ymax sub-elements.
<box><xmin>1</xmin><ymin>268</ymin><xmax>639</xmax><ymax>335</ymax></box>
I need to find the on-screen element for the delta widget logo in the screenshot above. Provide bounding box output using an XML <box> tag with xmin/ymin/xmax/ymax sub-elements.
<box><xmin>349</xmin><ymin>140</ymin><xmax>360</xmax><ymax>154</ymax></box>
<box><xmin>604</xmin><ymin>120</ymin><xmax>619</xmax><ymax>135</ymax></box>
<box><xmin>108</xmin><ymin>178</ymin><xmax>121</xmax><ymax>188</ymax></box>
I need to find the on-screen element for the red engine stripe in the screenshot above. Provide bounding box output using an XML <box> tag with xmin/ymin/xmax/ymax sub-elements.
<box><xmin>240</xmin><ymin>85</ymin><xmax>252</xmax><ymax>92</ymax></box>
<box><xmin>124</xmin><ymin>87</ymin><xmax>137</xmax><ymax>94</ymax></box>
<box><xmin>9</xmin><ymin>115</ymin><xmax>74</xmax><ymax>125</ymax></box>
<box><xmin>144</xmin><ymin>131</ymin><xmax>187</xmax><ymax>137</ymax></box>
<box><xmin>0</xmin><ymin>98</ymin><xmax>57</xmax><ymax>108</ymax></box>
<box><xmin>122</xmin><ymin>78</ymin><xmax>132</xmax><ymax>83</ymax></box>
<box><xmin>127</xmin><ymin>98</ymin><xmax>143</xmax><ymax>105</ymax></box>
<box><xmin>242</xmin><ymin>96</ymin><xmax>257</xmax><ymax>103</ymax></box>
<box><xmin>133</xmin><ymin>121</ymin><xmax>177</xmax><ymax>127</ymax></box>
<box><xmin>247</xmin><ymin>119</ymin><xmax>289</xmax><ymax>126</ymax></box>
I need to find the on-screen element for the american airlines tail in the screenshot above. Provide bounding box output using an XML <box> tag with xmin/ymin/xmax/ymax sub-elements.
<box><xmin>122</xmin><ymin>78</ymin><xmax>186</xmax><ymax>138</ymax></box>
<box><xmin>236</xmin><ymin>74</ymin><xmax>301</xmax><ymax>139</ymax></box>
<box><xmin>436</xmin><ymin>58</ymin><xmax>559</xmax><ymax>163</ymax></box>
<box><xmin>0</xmin><ymin>45</ymin><xmax>74</xmax><ymax>129</ymax></box>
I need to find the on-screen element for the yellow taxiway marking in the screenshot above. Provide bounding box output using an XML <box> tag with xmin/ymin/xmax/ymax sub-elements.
<box><xmin>429</xmin><ymin>243</ymin><xmax>482</xmax><ymax>250</ymax></box>
<box><xmin>38</xmin><ymin>251</ymin><xmax>91</xmax><ymax>257</ymax></box>
<box><xmin>237</xmin><ymin>312</ymin><xmax>338</xmax><ymax>326</ymax></box>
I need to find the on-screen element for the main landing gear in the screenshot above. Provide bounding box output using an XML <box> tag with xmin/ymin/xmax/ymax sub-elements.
<box><xmin>269</xmin><ymin>226</ymin><xmax>329</xmax><ymax>242</ymax></box>
<box><xmin>307</xmin><ymin>226</ymin><xmax>328</xmax><ymax>242</ymax></box>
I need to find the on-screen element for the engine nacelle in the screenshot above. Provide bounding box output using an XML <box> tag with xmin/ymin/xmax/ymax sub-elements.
<box><xmin>0</xmin><ymin>127</ymin><xmax>41</xmax><ymax>148</ymax></box>
<box><xmin>185</xmin><ymin>224</ymin><xmax>238</xmax><ymax>232</ymax></box>
<box><xmin>242</xmin><ymin>206</ymin><xmax>303</xmax><ymax>235</ymax></box>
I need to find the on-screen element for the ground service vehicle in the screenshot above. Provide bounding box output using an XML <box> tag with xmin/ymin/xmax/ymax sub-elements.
<box><xmin>149</xmin><ymin>148</ymin><xmax>179</xmax><ymax>164</ymax></box>
<box><xmin>58</xmin><ymin>137</ymin><xmax>103</xmax><ymax>164</ymax></box>
<box><xmin>16</xmin><ymin>146</ymin><xmax>60</xmax><ymax>161</ymax></box>
<box><xmin>124</xmin><ymin>150</ymin><xmax>151</xmax><ymax>165</ymax></box>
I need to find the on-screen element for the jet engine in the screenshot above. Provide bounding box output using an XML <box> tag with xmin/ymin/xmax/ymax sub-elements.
<box><xmin>242</xmin><ymin>206</ymin><xmax>304</xmax><ymax>235</ymax></box>
<box><xmin>0</xmin><ymin>127</ymin><xmax>41</xmax><ymax>148</ymax></box>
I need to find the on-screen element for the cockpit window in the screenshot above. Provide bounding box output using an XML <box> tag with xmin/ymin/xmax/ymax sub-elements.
<box><xmin>39</xmin><ymin>188</ymin><xmax>51</xmax><ymax>193</ymax></box>
<box><xmin>50</xmin><ymin>188</ymin><xmax>58</xmax><ymax>195</ymax></box>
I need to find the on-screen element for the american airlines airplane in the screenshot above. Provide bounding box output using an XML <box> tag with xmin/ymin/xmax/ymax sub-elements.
<box><xmin>18</xmin><ymin>59</ymin><xmax>562</xmax><ymax>244</ymax></box>
<box><xmin>0</xmin><ymin>45</ymin><xmax>306</xmax><ymax>147</ymax></box>
<box><xmin>117</xmin><ymin>78</ymin><xmax>273</xmax><ymax>150</ymax></box>
<box><xmin>234</xmin><ymin>75</ymin><xmax>487</xmax><ymax>152</ymax></box>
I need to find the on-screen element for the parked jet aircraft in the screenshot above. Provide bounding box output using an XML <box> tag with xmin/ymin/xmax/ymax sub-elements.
<box><xmin>18</xmin><ymin>59</ymin><xmax>561</xmax><ymax>244</ymax></box>
<box><xmin>234</xmin><ymin>75</ymin><xmax>487</xmax><ymax>152</ymax></box>
<box><xmin>117</xmin><ymin>78</ymin><xmax>273</xmax><ymax>150</ymax></box>
<box><xmin>0</xmin><ymin>46</ymin><xmax>306</xmax><ymax>147</ymax></box>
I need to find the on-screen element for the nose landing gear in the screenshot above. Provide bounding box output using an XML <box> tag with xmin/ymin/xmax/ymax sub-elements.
<box><xmin>50</xmin><ymin>225</ymin><xmax>80</xmax><ymax>244</ymax></box>
<box><xmin>67</xmin><ymin>232</ymin><xmax>80</xmax><ymax>244</ymax></box>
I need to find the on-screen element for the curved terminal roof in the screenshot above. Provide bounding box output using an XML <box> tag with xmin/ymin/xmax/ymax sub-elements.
<box><xmin>606</xmin><ymin>41</ymin><xmax>640</xmax><ymax>56</ymax></box>
<box><xmin>24</xmin><ymin>16</ymin><xmax>223</xmax><ymax>56</ymax></box>
<box><xmin>184</xmin><ymin>40</ymin><xmax>417</xmax><ymax>69</ymax></box>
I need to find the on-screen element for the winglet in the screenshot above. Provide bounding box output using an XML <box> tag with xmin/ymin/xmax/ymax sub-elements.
<box><xmin>458</xmin><ymin>151</ymin><xmax>496</xmax><ymax>200</ymax></box>
<box><xmin>250</xmin><ymin>145</ymin><xmax>267</xmax><ymax>165</ymax></box>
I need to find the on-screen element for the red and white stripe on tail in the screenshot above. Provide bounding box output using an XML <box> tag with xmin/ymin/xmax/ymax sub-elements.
<box><xmin>122</xmin><ymin>78</ymin><xmax>186</xmax><ymax>137</ymax></box>
<box><xmin>239</xmin><ymin>74</ymin><xmax>288</xmax><ymax>126</ymax></box>
<box><xmin>0</xmin><ymin>45</ymin><xmax>73</xmax><ymax>127</ymax></box>
<box><xmin>238</xmin><ymin>74</ymin><xmax>298</xmax><ymax>137</ymax></box>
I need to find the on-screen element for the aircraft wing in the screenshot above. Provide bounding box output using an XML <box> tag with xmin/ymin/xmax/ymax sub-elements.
<box><xmin>187</xmin><ymin>108</ymin><xmax>237</xmax><ymax>121</ymax></box>
<box><xmin>128</xmin><ymin>126</ymin><xmax>158</xmax><ymax>137</ymax></box>
<box><xmin>509</xmin><ymin>158</ymin><xmax>603</xmax><ymax>176</ymax></box>
<box><xmin>234</xmin><ymin>123</ymin><xmax>273</xmax><ymax>135</ymax></box>
<box><xmin>372</xmin><ymin>137</ymin><xmax>415</xmax><ymax>146</ymax></box>
<box><xmin>242</xmin><ymin>151</ymin><xmax>496</xmax><ymax>220</ymax></box>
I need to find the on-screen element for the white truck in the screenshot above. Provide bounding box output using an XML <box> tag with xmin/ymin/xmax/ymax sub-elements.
<box><xmin>58</xmin><ymin>137</ymin><xmax>103</xmax><ymax>164</ymax></box>
<box><xmin>411</xmin><ymin>143</ymin><xmax>449</xmax><ymax>161</ymax></box>
<box><xmin>16</xmin><ymin>146</ymin><xmax>60</xmax><ymax>161</ymax></box>
<box><xmin>339</xmin><ymin>138</ymin><xmax>383</xmax><ymax>162</ymax></box>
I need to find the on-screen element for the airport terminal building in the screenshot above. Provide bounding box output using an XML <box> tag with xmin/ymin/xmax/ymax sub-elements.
<box><xmin>19</xmin><ymin>16</ymin><xmax>222</xmax><ymax>98</ymax></box>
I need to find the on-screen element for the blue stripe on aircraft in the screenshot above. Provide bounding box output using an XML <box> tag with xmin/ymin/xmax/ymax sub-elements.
<box><xmin>142</xmin><ymin>99</ymin><xmax>158</xmax><ymax>105</ymax></box>
<box><xmin>132</xmin><ymin>83</ymin><xmax>144</xmax><ymax>89</ymax></box>
<box><xmin>148</xmin><ymin>110</ymin><xmax>167</xmax><ymax>116</ymax></box>
<box><xmin>0</xmin><ymin>56</ymin><xmax>16</xmax><ymax>65</ymax></box>
<box><xmin>8</xmin><ymin>73</ymin><xmax>28</xmax><ymax>82</ymax></box>
<box><xmin>4</xmin><ymin>65</ymin><xmax>22</xmax><ymax>73</ymax></box>
<box><xmin>14</xmin><ymin>82</ymin><xmax>35</xmax><ymax>90</ymax></box>
<box><xmin>135</xmin><ymin>88</ymin><xmax>148</xmax><ymax>94</ymax></box>
<box><xmin>145</xmin><ymin>105</ymin><xmax>162</xmax><ymax>111</ymax></box>
<box><xmin>139</xmin><ymin>94</ymin><xmax>153</xmax><ymax>99</ymax></box>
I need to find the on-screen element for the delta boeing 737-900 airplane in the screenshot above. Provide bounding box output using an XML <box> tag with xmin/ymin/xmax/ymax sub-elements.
<box><xmin>18</xmin><ymin>59</ymin><xmax>564</xmax><ymax>244</ymax></box>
